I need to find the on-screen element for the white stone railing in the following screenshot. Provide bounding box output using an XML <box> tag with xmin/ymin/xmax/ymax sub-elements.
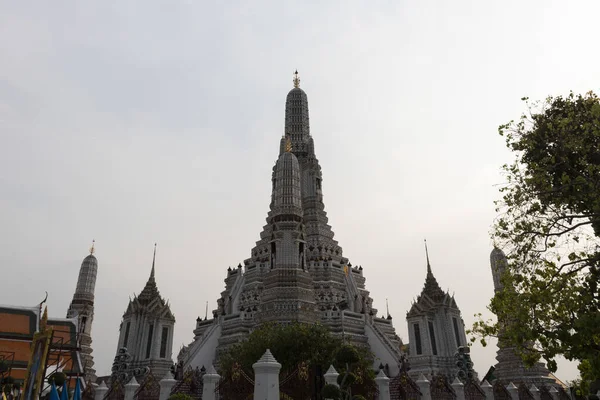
<box><xmin>370</xmin><ymin>319</ymin><xmax>402</xmax><ymax>360</ymax></box>
<box><xmin>183</xmin><ymin>322</ymin><xmax>220</xmax><ymax>369</ymax></box>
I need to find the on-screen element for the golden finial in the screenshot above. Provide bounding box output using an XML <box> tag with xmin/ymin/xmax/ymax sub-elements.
<box><xmin>293</xmin><ymin>70</ymin><xmax>300</xmax><ymax>88</ymax></box>
<box><xmin>90</xmin><ymin>239</ymin><xmax>95</xmax><ymax>255</ymax></box>
<box><xmin>285</xmin><ymin>136</ymin><xmax>292</xmax><ymax>152</ymax></box>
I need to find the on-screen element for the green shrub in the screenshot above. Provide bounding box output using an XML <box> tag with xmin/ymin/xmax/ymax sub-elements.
<box><xmin>168</xmin><ymin>393</ymin><xmax>193</xmax><ymax>400</ymax></box>
<box><xmin>322</xmin><ymin>384</ymin><xmax>341</xmax><ymax>399</ymax></box>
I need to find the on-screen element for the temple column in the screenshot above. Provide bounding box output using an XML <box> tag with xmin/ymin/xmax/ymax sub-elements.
<box><xmin>253</xmin><ymin>349</ymin><xmax>281</xmax><ymax>400</ymax></box>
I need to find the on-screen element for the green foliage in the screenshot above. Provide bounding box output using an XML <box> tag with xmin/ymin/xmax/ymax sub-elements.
<box><xmin>219</xmin><ymin>322</ymin><xmax>376</xmax><ymax>398</ymax></box>
<box><xmin>322</xmin><ymin>384</ymin><xmax>341</xmax><ymax>399</ymax></box>
<box><xmin>352</xmin><ymin>396</ymin><xmax>367</xmax><ymax>400</ymax></box>
<box><xmin>167</xmin><ymin>394</ymin><xmax>193</xmax><ymax>400</ymax></box>
<box><xmin>471</xmin><ymin>91</ymin><xmax>600</xmax><ymax>381</ymax></box>
<box><xmin>336</xmin><ymin>345</ymin><xmax>360</xmax><ymax>365</ymax></box>
<box><xmin>220</xmin><ymin>322</ymin><xmax>344</xmax><ymax>374</ymax></box>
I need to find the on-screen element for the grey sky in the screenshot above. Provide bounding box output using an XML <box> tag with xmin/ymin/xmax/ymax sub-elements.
<box><xmin>1</xmin><ymin>0</ymin><xmax>598</xmax><ymax>382</ymax></box>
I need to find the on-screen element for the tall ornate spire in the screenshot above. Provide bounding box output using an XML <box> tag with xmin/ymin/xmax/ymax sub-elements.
<box><xmin>117</xmin><ymin>243</ymin><xmax>175</xmax><ymax>379</ymax></box>
<box><xmin>66</xmin><ymin>243</ymin><xmax>99</xmax><ymax>382</ymax></box>
<box><xmin>150</xmin><ymin>243</ymin><xmax>157</xmax><ymax>280</ymax></box>
<box><xmin>424</xmin><ymin>239</ymin><xmax>432</xmax><ymax>275</ymax></box>
<box><xmin>284</xmin><ymin>72</ymin><xmax>311</xmax><ymax>150</ymax></box>
<box><xmin>138</xmin><ymin>243</ymin><xmax>160</xmax><ymax>303</ymax></box>
<box><xmin>420</xmin><ymin>240</ymin><xmax>445</xmax><ymax>301</ymax></box>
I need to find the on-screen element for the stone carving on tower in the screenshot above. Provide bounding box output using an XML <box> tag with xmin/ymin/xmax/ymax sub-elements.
<box><xmin>406</xmin><ymin>241</ymin><xmax>469</xmax><ymax>380</ymax></box>
<box><xmin>114</xmin><ymin>244</ymin><xmax>175</xmax><ymax>379</ymax></box>
<box><xmin>66</xmin><ymin>241</ymin><xmax>98</xmax><ymax>382</ymax></box>
<box><xmin>488</xmin><ymin>247</ymin><xmax>557</xmax><ymax>387</ymax></box>
<box><xmin>184</xmin><ymin>72</ymin><xmax>404</xmax><ymax>376</ymax></box>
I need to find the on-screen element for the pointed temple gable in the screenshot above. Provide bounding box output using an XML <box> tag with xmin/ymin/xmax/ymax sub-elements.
<box><xmin>405</xmin><ymin>242</ymin><xmax>469</xmax><ymax>380</ymax></box>
<box><xmin>114</xmin><ymin>245</ymin><xmax>175</xmax><ymax>380</ymax></box>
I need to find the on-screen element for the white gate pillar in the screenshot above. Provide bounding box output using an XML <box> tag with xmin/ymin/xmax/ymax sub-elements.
<box><xmin>95</xmin><ymin>381</ymin><xmax>108</xmax><ymax>400</ymax></box>
<box><xmin>451</xmin><ymin>378</ymin><xmax>465</xmax><ymax>400</ymax></box>
<box><xmin>323</xmin><ymin>365</ymin><xmax>339</xmax><ymax>387</ymax></box>
<box><xmin>480</xmin><ymin>380</ymin><xmax>493</xmax><ymax>399</ymax></box>
<box><xmin>202</xmin><ymin>365</ymin><xmax>220</xmax><ymax>400</ymax></box>
<box><xmin>253</xmin><ymin>349</ymin><xmax>282</xmax><ymax>400</ymax></box>
<box><xmin>124</xmin><ymin>377</ymin><xmax>139</xmax><ymax>400</ymax></box>
<box><xmin>374</xmin><ymin>370</ymin><xmax>390</xmax><ymax>400</ymax></box>
<box><xmin>159</xmin><ymin>372</ymin><xmax>177</xmax><ymax>400</ymax></box>
<box><xmin>416</xmin><ymin>374</ymin><xmax>431</xmax><ymax>400</ymax></box>
<box><xmin>506</xmin><ymin>382</ymin><xmax>519</xmax><ymax>400</ymax></box>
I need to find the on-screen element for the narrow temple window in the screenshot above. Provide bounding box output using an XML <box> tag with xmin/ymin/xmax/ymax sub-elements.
<box><xmin>160</xmin><ymin>327</ymin><xmax>169</xmax><ymax>358</ymax></box>
<box><xmin>145</xmin><ymin>323</ymin><xmax>154</xmax><ymax>359</ymax></box>
<box><xmin>453</xmin><ymin>317</ymin><xmax>462</xmax><ymax>347</ymax></box>
<box><xmin>123</xmin><ymin>321</ymin><xmax>131</xmax><ymax>348</ymax></box>
<box><xmin>413</xmin><ymin>323</ymin><xmax>422</xmax><ymax>355</ymax></box>
<box><xmin>428</xmin><ymin>321</ymin><xmax>438</xmax><ymax>355</ymax></box>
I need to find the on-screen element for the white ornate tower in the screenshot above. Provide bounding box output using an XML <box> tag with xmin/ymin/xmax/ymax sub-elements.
<box><xmin>184</xmin><ymin>73</ymin><xmax>404</xmax><ymax>376</ymax></box>
<box><xmin>115</xmin><ymin>245</ymin><xmax>175</xmax><ymax>379</ymax></box>
<box><xmin>66</xmin><ymin>241</ymin><xmax>98</xmax><ymax>382</ymax></box>
<box><xmin>406</xmin><ymin>241</ymin><xmax>468</xmax><ymax>380</ymax></box>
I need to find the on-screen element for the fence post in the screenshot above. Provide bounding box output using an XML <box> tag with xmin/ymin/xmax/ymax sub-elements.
<box><xmin>201</xmin><ymin>365</ymin><xmax>220</xmax><ymax>400</ymax></box>
<box><xmin>374</xmin><ymin>370</ymin><xmax>390</xmax><ymax>400</ymax></box>
<box><xmin>480</xmin><ymin>380</ymin><xmax>493</xmax><ymax>399</ymax></box>
<box><xmin>506</xmin><ymin>382</ymin><xmax>518</xmax><ymax>400</ymax></box>
<box><xmin>416</xmin><ymin>374</ymin><xmax>431</xmax><ymax>400</ymax></box>
<box><xmin>124</xmin><ymin>377</ymin><xmax>139</xmax><ymax>400</ymax></box>
<box><xmin>159</xmin><ymin>372</ymin><xmax>177</xmax><ymax>400</ymax></box>
<box><xmin>451</xmin><ymin>378</ymin><xmax>465</xmax><ymax>400</ymax></box>
<box><xmin>529</xmin><ymin>384</ymin><xmax>540</xmax><ymax>400</ymax></box>
<box><xmin>253</xmin><ymin>349</ymin><xmax>282</xmax><ymax>400</ymax></box>
<box><xmin>324</xmin><ymin>365</ymin><xmax>340</xmax><ymax>387</ymax></box>
<box><xmin>95</xmin><ymin>381</ymin><xmax>108</xmax><ymax>400</ymax></box>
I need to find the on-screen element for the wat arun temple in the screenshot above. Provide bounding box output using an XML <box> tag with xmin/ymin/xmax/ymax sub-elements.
<box><xmin>176</xmin><ymin>73</ymin><xmax>470</xmax><ymax>379</ymax></box>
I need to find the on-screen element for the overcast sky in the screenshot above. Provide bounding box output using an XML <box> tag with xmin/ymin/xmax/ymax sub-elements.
<box><xmin>2</xmin><ymin>0</ymin><xmax>598</xmax><ymax>382</ymax></box>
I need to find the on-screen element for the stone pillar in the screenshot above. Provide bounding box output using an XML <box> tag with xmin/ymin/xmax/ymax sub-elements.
<box><xmin>451</xmin><ymin>378</ymin><xmax>465</xmax><ymax>400</ymax></box>
<box><xmin>252</xmin><ymin>349</ymin><xmax>282</xmax><ymax>400</ymax></box>
<box><xmin>124</xmin><ymin>377</ymin><xmax>139</xmax><ymax>400</ymax></box>
<box><xmin>529</xmin><ymin>384</ymin><xmax>540</xmax><ymax>400</ymax></box>
<box><xmin>95</xmin><ymin>381</ymin><xmax>108</xmax><ymax>400</ymax></box>
<box><xmin>506</xmin><ymin>382</ymin><xmax>519</xmax><ymax>400</ymax></box>
<box><xmin>416</xmin><ymin>374</ymin><xmax>431</xmax><ymax>400</ymax></box>
<box><xmin>159</xmin><ymin>372</ymin><xmax>177</xmax><ymax>400</ymax></box>
<box><xmin>202</xmin><ymin>366</ymin><xmax>220</xmax><ymax>400</ymax></box>
<box><xmin>480</xmin><ymin>380</ymin><xmax>493</xmax><ymax>399</ymax></box>
<box><xmin>374</xmin><ymin>370</ymin><xmax>390</xmax><ymax>400</ymax></box>
<box><xmin>549</xmin><ymin>387</ymin><xmax>559</xmax><ymax>400</ymax></box>
<box><xmin>324</xmin><ymin>365</ymin><xmax>339</xmax><ymax>387</ymax></box>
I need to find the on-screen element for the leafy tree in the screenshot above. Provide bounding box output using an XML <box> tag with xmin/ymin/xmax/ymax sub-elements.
<box><xmin>218</xmin><ymin>322</ymin><xmax>375</xmax><ymax>397</ymax></box>
<box><xmin>471</xmin><ymin>92</ymin><xmax>600</xmax><ymax>383</ymax></box>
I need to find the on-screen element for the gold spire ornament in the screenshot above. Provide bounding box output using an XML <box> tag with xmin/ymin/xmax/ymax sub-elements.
<box><xmin>285</xmin><ymin>136</ymin><xmax>292</xmax><ymax>152</ymax></box>
<box><xmin>293</xmin><ymin>70</ymin><xmax>300</xmax><ymax>88</ymax></box>
<box><xmin>40</xmin><ymin>306</ymin><xmax>48</xmax><ymax>331</ymax></box>
<box><xmin>90</xmin><ymin>239</ymin><xmax>95</xmax><ymax>255</ymax></box>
